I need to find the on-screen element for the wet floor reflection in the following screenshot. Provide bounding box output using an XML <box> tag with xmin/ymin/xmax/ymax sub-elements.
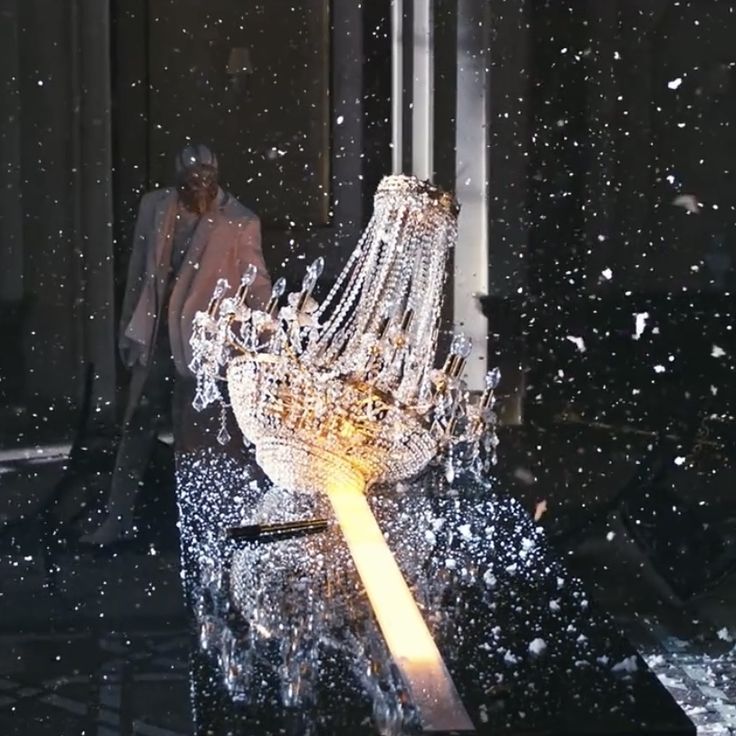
<box><xmin>177</xmin><ymin>447</ymin><xmax>693</xmax><ymax>735</ymax></box>
<box><xmin>0</xmin><ymin>433</ymin><xmax>697</xmax><ymax>735</ymax></box>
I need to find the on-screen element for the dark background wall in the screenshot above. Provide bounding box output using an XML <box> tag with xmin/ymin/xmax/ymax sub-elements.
<box><xmin>112</xmin><ymin>0</ymin><xmax>389</xmax><ymax>324</ymax></box>
<box><xmin>526</xmin><ymin>0</ymin><xmax>736</xmax><ymax>433</ymax></box>
<box><xmin>0</xmin><ymin>0</ymin><xmax>115</xmax><ymax>437</ymax></box>
<box><xmin>0</xmin><ymin>0</ymin><xmax>391</xmax><ymax>446</ymax></box>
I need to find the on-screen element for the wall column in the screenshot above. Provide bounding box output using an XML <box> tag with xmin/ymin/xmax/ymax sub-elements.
<box><xmin>454</xmin><ymin>0</ymin><xmax>491</xmax><ymax>390</ymax></box>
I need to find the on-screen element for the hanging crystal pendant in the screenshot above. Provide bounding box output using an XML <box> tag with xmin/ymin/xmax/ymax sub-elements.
<box><xmin>444</xmin><ymin>460</ymin><xmax>455</xmax><ymax>484</ymax></box>
<box><xmin>217</xmin><ymin>408</ymin><xmax>231</xmax><ymax>446</ymax></box>
<box><xmin>193</xmin><ymin>389</ymin><xmax>206</xmax><ymax>413</ymax></box>
<box><xmin>217</xmin><ymin>424</ymin><xmax>231</xmax><ymax>446</ymax></box>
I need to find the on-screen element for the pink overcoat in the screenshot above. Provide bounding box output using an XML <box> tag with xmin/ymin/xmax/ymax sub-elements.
<box><xmin>119</xmin><ymin>187</ymin><xmax>271</xmax><ymax>392</ymax></box>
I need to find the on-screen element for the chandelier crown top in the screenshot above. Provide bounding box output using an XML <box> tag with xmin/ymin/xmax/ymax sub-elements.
<box><xmin>375</xmin><ymin>175</ymin><xmax>460</xmax><ymax>218</ymax></box>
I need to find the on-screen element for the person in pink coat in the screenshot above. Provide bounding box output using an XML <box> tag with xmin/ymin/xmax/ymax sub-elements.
<box><xmin>82</xmin><ymin>144</ymin><xmax>271</xmax><ymax>546</ymax></box>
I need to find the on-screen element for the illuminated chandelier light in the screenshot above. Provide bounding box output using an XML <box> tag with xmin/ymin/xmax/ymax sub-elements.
<box><xmin>189</xmin><ymin>174</ymin><xmax>501</xmax><ymax>731</ymax></box>
<box><xmin>191</xmin><ymin>175</ymin><xmax>500</xmax><ymax>489</ymax></box>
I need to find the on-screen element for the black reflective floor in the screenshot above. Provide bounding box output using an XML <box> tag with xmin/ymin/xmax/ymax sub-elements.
<box><xmin>0</xmin><ymin>442</ymin><xmax>190</xmax><ymax>736</ymax></box>
<box><xmin>1</xmin><ymin>423</ymin><xmax>735</xmax><ymax>735</ymax></box>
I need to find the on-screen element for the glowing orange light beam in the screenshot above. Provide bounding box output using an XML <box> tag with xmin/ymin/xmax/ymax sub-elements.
<box><xmin>325</xmin><ymin>477</ymin><xmax>475</xmax><ymax>733</ymax></box>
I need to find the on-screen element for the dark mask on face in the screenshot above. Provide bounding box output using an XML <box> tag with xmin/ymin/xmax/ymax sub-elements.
<box><xmin>177</xmin><ymin>164</ymin><xmax>219</xmax><ymax>215</ymax></box>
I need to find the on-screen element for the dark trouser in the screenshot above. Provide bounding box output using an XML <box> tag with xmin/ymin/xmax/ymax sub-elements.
<box><xmin>105</xmin><ymin>329</ymin><xmax>237</xmax><ymax>531</ymax></box>
<box><xmin>104</xmin><ymin>332</ymin><xmax>183</xmax><ymax>530</ymax></box>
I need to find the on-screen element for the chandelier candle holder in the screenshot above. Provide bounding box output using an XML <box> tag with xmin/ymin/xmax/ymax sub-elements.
<box><xmin>190</xmin><ymin>174</ymin><xmax>500</xmax><ymax>733</ymax></box>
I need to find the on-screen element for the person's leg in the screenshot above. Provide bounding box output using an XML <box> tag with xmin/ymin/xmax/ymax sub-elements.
<box><xmin>81</xmin><ymin>340</ymin><xmax>175</xmax><ymax>544</ymax></box>
<box><xmin>79</xmin><ymin>400</ymin><xmax>160</xmax><ymax>544</ymax></box>
<box><xmin>172</xmin><ymin>377</ymin><xmax>199</xmax><ymax>455</ymax></box>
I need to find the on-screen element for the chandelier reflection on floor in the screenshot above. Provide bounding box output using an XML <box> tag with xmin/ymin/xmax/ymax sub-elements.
<box><xmin>189</xmin><ymin>174</ymin><xmax>500</xmax><ymax>493</ymax></box>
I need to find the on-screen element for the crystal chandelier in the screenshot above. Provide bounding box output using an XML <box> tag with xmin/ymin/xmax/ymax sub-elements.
<box><xmin>189</xmin><ymin>174</ymin><xmax>500</xmax><ymax>493</ymax></box>
<box><xmin>190</xmin><ymin>174</ymin><xmax>500</xmax><ymax>731</ymax></box>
